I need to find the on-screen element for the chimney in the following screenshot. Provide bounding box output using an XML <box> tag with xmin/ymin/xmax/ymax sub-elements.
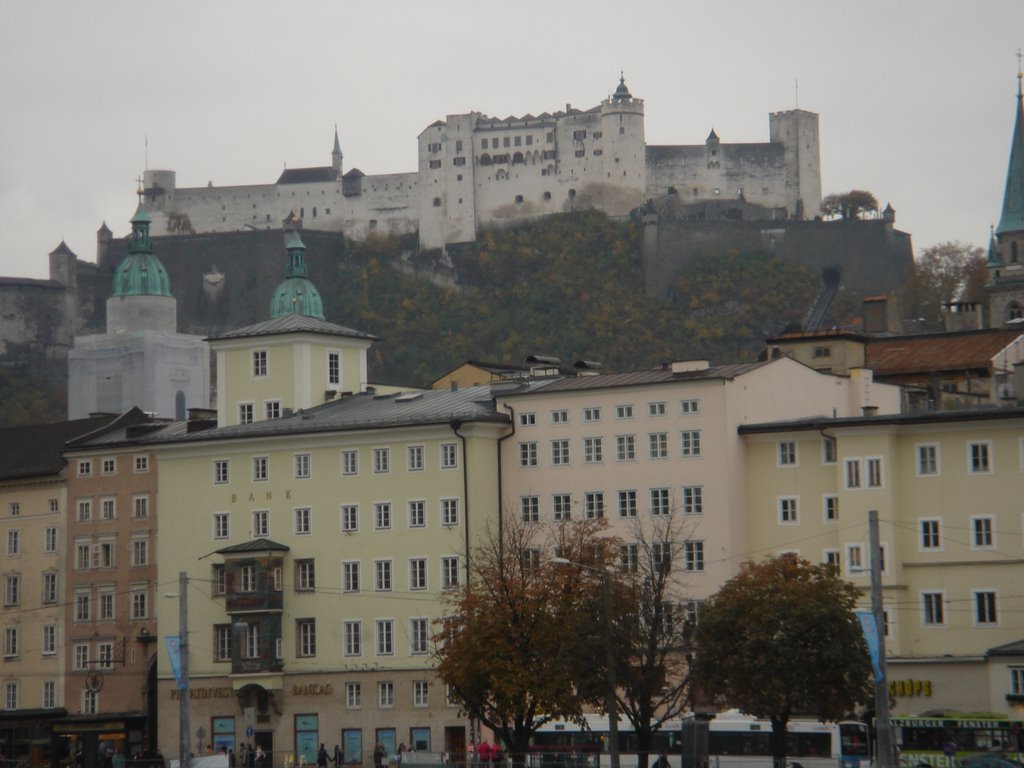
<box><xmin>863</xmin><ymin>296</ymin><xmax>901</xmax><ymax>335</ymax></box>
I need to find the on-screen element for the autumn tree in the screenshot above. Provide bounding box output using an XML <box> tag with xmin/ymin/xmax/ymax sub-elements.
<box><xmin>689</xmin><ymin>555</ymin><xmax>872</xmax><ymax>768</ymax></box>
<box><xmin>434</xmin><ymin>516</ymin><xmax>618</xmax><ymax>766</ymax></box>
<box><xmin>820</xmin><ymin>190</ymin><xmax>879</xmax><ymax>220</ymax></box>
<box><xmin>899</xmin><ymin>241</ymin><xmax>987</xmax><ymax>328</ymax></box>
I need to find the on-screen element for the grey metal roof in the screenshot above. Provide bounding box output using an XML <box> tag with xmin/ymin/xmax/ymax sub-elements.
<box><xmin>506</xmin><ymin>362</ymin><xmax>769</xmax><ymax>395</ymax></box>
<box><xmin>216</xmin><ymin>538</ymin><xmax>289</xmax><ymax>555</ymax></box>
<box><xmin>738</xmin><ymin>406</ymin><xmax>1024</xmax><ymax>435</ymax></box>
<box><xmin>208</xmin><ymin>313</ymin><xmax>379</xmax><ymax>343</ymax></box>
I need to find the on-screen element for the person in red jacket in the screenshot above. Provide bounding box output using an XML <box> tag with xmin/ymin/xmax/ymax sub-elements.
<box><xmin>478</xmin><ymin>741</ymin><xmax>492</xmax><ymax>766</ymax></box>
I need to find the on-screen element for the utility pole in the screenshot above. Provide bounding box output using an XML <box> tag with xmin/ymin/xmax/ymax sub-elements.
<box><xmin>869</xmin><ymin>511</ymin><xmax>895</xmax><ymax>768</ymax></box>
<box><xmin>179</xmin><ymin>571</ymin><xmax>191</xmax><ymax>768</ymax></box>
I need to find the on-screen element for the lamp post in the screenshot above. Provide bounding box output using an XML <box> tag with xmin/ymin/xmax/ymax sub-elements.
<box><xmin>552</xmin><ymin>558</ymin><xmax>620</xmax><ymax>768</ymax></box>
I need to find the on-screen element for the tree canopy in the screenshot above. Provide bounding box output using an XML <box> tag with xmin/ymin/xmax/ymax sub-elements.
<box><xmin>821</xmin><ymin>190</ymin><xmax>879</xmax><ymax>220</ymax></box>
<box><xmin>689</xmin><ymin>555</ymin><xmax>872</xmax><ymax>768</ymax></box>
<box><xmin>899</xmin><ymin>241</ymin><xmax>987</xmax><ymax>329</ymax></box>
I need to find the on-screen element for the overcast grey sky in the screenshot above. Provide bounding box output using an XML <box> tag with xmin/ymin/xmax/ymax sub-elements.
<box><xmin>1</xmin><ymin>0</ymin><xmax>1021</xmax><ymax>279</ymax></box>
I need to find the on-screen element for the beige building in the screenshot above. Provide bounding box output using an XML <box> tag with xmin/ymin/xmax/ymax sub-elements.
<box><xmin>740</xmin><ymin>407</ymin><xmax>1024</xmax><ymax>718</ymax></box>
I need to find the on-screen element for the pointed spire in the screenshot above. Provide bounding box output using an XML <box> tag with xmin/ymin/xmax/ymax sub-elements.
<box><xmin>997</xmin><ymin>57</ymin><xmax>1024</xmax><ymax>236</ymax></box>
<box><xmin>332</xmin><ymin>124</ymin><xmax>343</xmax><ymax>174</ymax></box>
<box><xmin>333</xmin><ymin>125</ymin><xmax>341</xmax><ymax>155</ymax></box>
<box><xmin>612</xmin><ymin>72</ymin><xmax>632</xmax><ymax>101</ymax></box>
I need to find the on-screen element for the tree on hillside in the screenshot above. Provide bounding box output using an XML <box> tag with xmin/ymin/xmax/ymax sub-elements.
<box><xmin>899</xmin><ymin>241</ymin><xmax>986</xmax><ymax>328</ymax></box>
<box><xmin>434</xmin><ymin>516</ymin><xmax>617</xmax><ymax>766</ymax></box>
<box><xmin>689</xmin><ymin>554</ymin><xmax>872</xmax><ymax>768</ymax></box>
<box><xmin>820</xmin><ymin>190</ymin><xmax>879</xmax><ymax>220</ymax></box>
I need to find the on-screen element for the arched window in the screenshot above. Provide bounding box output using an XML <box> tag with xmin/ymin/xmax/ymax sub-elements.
<box><xmin>512</xmin><ymin>152</ymin><xmax>524</xmax><ymax>165</ymax></box>
<box><xmin>480</xmin><ymin>153</ymin><xmax>492</xmax><ymax>166</ymax></box>
<box><xmin>1009</xmin><ymin>302</ymin><xmax>1023</xmax><ymax>321</ymax></box>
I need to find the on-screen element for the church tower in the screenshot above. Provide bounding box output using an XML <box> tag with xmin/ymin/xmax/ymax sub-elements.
<box><xmin>331</xmin><ymin>125</ymin><xmax>343</xmax><ymax>177</ymax></box>
<box><xmin>269</xmin><ymin>231</ymin><xmax>325</xmax><ymax>319</ymax></box>
<box><xmin>986</xmin><ymin>61</ymin><xmax>1024</xmax><ymax>324</ymax></box>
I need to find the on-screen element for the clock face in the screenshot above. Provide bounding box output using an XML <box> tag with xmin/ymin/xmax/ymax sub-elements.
<box><xmin>86</xmin><ymin>672</ymin><xmax>104</xmax><ymax>693</ymax></box>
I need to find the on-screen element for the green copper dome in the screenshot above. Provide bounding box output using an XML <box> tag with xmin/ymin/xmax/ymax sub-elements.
<box><xmin>112</xmin><ymin>201</ymin><xmax>172</xmax><ymax>297</ymax></box>
<box><xmin>269</xmin><ymin>231</ymin><xmax>324</xmax><ymax>319</ymax></box>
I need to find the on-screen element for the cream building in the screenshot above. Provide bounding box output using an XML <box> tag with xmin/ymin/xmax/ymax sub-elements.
<box><xmin>740</xmin><ymin>408</ymin><xmax>1024</xmax><ymax>718</ymax></box>
<box><xmin>495</xmin><ymin>358</ymin><xmax>900</xmax><ymax>603</ymax></box>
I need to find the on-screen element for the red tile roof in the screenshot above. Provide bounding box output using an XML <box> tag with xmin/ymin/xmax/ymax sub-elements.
<box><xmin>866</xmin><ymin>329</ymin><xmax>1024</xmax><ymax>376</ymax></box>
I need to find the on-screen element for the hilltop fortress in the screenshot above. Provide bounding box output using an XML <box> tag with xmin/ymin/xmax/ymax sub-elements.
<box><xmin>141</xmin><ymin>77</ymin><xmax>822</xmax><ymax>249</ymax></box>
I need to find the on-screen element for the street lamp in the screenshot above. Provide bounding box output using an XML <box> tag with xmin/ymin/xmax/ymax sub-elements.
<box><xmin>552</xmin><ymin>558</ymin><xmax>620</xmax><ymax>768</ymax></box>
<box><xmin>164</xmin><ymin>572</ymin><xmax>190</xmax><ymax>768</ymax></box>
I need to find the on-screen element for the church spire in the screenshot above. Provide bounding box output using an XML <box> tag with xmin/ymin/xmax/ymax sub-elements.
<box><xmin>269</xmin><ymin>230</ymin><xmax>325</xmax><ymax>319</ymax></box>
<box><xmin>996</xmin><ymin>53</ymin><xmax>1024</xmax><ymax>236</ymax></box>
<box><xmin>112</xmin><ymin>186</ymin><xmax>172</xmax><ymax>297</ymax></box>
<box><xmin>332</xmin><ymin>125</ymin><xmax>343</xmax><ymax>175</ymax></box>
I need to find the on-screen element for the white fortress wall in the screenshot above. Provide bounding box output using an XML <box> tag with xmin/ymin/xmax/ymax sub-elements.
<box><xmin>646</xmin><ymin>142</ymin><xmax>790</xmax><ymax>209</ymax></box>
<box><xmin>337</xmin><ymin>171</ymin><xmax>419</xmax><ymax>240</ymax></box>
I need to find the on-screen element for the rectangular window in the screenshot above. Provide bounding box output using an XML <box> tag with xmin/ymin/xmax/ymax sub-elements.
<box><xmin>551</xmin><ymin>439</ymin><xmax>570</xmax><ymax>465</ymax></box>
<box><xmin>615</xmin><ymin>404</ymin><xmax>633</xmax><ymax>419</ymax></box>
<box><xmin>648</xmin><ymin>402</ymin><xmax>666</xmax><ymax>417</ymax></box>
<box><xmin>6</xmin><ymin>502</ymin><xmax>18</xmax><ymax>517</ymax></box>
<box><xmin>345</xmin><ymin>681</ymin><xmax>361</xmax><ymax>706</ymax></box>
<box><xmin>824</xmin><ymin>549</ymin><xmax>841</xmax><ymax>569</ymax></box>
<box><xmin>378</xmin><ymin>680</ymin><xmax>394</xmax><ymax>706</ymax></box>
<box><xmin>214</xmin><ymin>625</ymin><xmax>232</xmax><ymax>661</ymax></box>
<box><xmin>551</xmin><ymin>409</ymin><xmax>568</xmax><ymax>424</ymax></box>
<box><xmin>48</xmin><ymin>499</ymin><xmax>58</xmax><ymax>513</ymax></box>
<box><xmin>682</xmin><ymin>486</ymin><xmax>703</xmax><ymax>515</ymax></box>
<box><xmin>373</xmin><ymin>448</ymin><xmax>390</xmax><ymax>474</ymax></box>
<box><xmin>778</xmin><ymin>441</ymin><xmax>797</xmax><ymax>466</ymax></box>
<box><xmin>618</xmin><ymin>490</ymin><xmax>637</xmax><ymax>518</ymax></box>
<box><xmin>520</xmin><ymin>496</ymin><xmax>539</xmax><ymax>523</ymax></box>
<box><xmin>845</xmin><ymin>459</ymin><xmax>861</xmax><ymax>488</ymax></box>
<box><xmin>3</xmin><ymin>627</ymin><xmax>17</xmax><ymax>658</ymax></box>
<box><xmin>441</xmin><ymin>556</ymin><xmax>460</xmax><ymax>588</ymax></box>
<box><xmin>4</xmin><ymin>682</ymin><xmax>16</xmax><ymax>710</ymax></box>
<box><xmin>519</xmin><ymin>412</ymin><xmax>536</xmax><ymax>426</ymax></box>
<box><xmin>680</xmin><ymin>430</ymin><xmax>702</xmax><ymax>457</ymax></box>
<box><xmin>78</xmin><ymin>460</ymin><xmax>92</xmax><ymax>477</ymax></box>
<box><xmin>342</xmin><ymin>561</ymin><xmax>360</xmax><ymax>593</ymax></box>
<box><xmin>824</xmin><ymin>495</ymin><xmax>839</xmax><ymax>522</ymax></box>
<box><xmin>296</xmin><ymin>559</ymin><xmax>316</xmax><ymax>591</ymax></box>
<box><xmin>133</xmin><ymin>494</ymin><xmax>149</xmax><ymax>518</ymax></box>
<box><xmin>3</xmin><ymin>575</ymin><xmax>19</xmax><ymax>607</ymax></box>
<box><xmin>650</xmin><ymin>488</ymin><xmax>670</xmax><ymax>517</ymax></box>
<box><xmin>238</xmin><ymin>403</ymin><xmax>254</xmax><ymax>424</ymax></box>
<box><xmin>132</xmin><ymin>538</ymin><xmax>148</xmax><ymax>566</ymax></box>
<box><xmin>102</xmin><ymin>457</ymin><xmax>116</xmax><ymax>475</ymax></box>
<box><xmin>294</xmin><ymin>507</ymin><xmax>312</xmax><ymax>535</ymax></box>
<box><xmin>252</xmin><ymin>350</ymin><xmax>267</xmax><ymax>377</ymax></box>
<box><xmin>212</xmin><ymin>565</ymin><xmax>226</xmax><ymax>596</ymax></box>
<box><xmin>75</xmin><ymin>542</ymin><xmax>91</xmax><ymax>570</ymax></box>
<box><xmin>413</xmin><ymin>680</ymin><xmax>429</xmax><ymax>707</ymax></box>
<box><xmin>73</xmin><ymin>643</ymin><xmax>89</xmax><ymax>670</ymax></box>
<box><xmin>779</xmin><ymin>497</ymin><xmax>799</xmax><ymax>524</ymax></box>
<box><xmin>43</xmin><ymin>681</ymin><xmax>55</xmax><ymax>709</ymax></box>
<box><xmin>99</xmin><ymin>591</ymin><xmax>114</xmax><ymax>620</ymax></box>
<box><xmin>1012</xmin><ymin>668</ymin><xmax>1024</xmax><ymax>696</ymax></box>
<box><xmin>341</xmin><ymin>504</ymin><xmax>358</xmax><ymax>533</ymax></box>
<box><xmin>240</xmin><ymin>564</ymin><xmax>257</xmax><ymax>593</ymax></box>
<box><xmin>680</xmin><ymin>399</ymin><xmax>699</xmax><ymax>414</ymax></box>
<box><xmin>920</xmin><ymin>518</ymin><xmax>942</xmax><ymax>550</ymax></box>
<box><xmin>583</xmin><ymin>407</ymin><xmax>602</xmax><ymax>422</ymax></box>
<box><xmin>654</xmin><ymin>541</ymin><xmax>672</xmax><ymax>572</ymax></box>
<box><xmin>100</xmin><ymin>497</ymin><xmax>116</xmax><ymax>520</ymax></box>
<box><xmin>616</xmin><ymin>435</ymin><xmax>636</xmax><ymax>461</ymax></box>
<box><xmin>214</xmin><ymin>459</ymin><xmax>230</xmax><ymax>484</ymax></box>
<box><xmin>648</xmin><ymin>432</ymin><xmax>668</xmax><ymax>459</ymax></box>
<box><xmin>131</xmin><ymin>588</ymin><xmax>148</xmax><ymax>619</ymax></box>
<box><xmin>584</xmin><ymin>492</ymin><xmax>605</xmax><ymax>519</ymax></box>
<box><xmin>917</xmin><ymin>444</ymin><xmax>939</xmax><ymax>475</ymax></box>
<box><xmin>410</xmin><ymin>618</ymin><xmax>429</xmax><ymax>655</ymax></box>
<box><xmin>620</xmin><ymin>543</ymin><xmax>638</xmax><ymax>572</ymax></box>
<box><xmin>847</xmin><ymin>544</ymin><xmax>863</xmax><ymax>572</ymax></box>
<box><xmin>410</xmin><ymin>558</ymin><xmax>427</xmax><ymax>590</ymax></box>
<box><xmin>42</xmin><ymin>625</ymin><xmax>56</xmax><ymax>655</ymax></box>
<box><xmin>328</xmin><ymin>352</ymin><xmax>340</xmax><ymax>385</ymax></box>
<box><xmin>6</xmin><ymin>530</ymin><xmax>18</xmax><ymax>556</ymax></box>
<box><xmin>294</xmin><ymin>453</ymin><xmax>311</xmax><ymax>479</ymax></box>
<box><xmin>922</xmin><ymin>592</ymin><xmax>945</xmax><ymax>625</ymax></box>
<box><xmin>684</xmin><ymin>541</ymin><xmax>704</xmax><ymax>572</ymax></box>
<box><xmin>519</xmin><ymin>442</ymin><xmax>538</xmax><ymax>467</ymax></box>
<box><xmin>583</xmin><ymin>437</ymin><xmax>603</xmax><ymax>464</ymax></box>
<box><xmin>135</xmin><ymin>454</ymin><xmax>149</xmax><ymax>473</ymax></box>
<box><xmin>341</xmin><ymin>450</ymin><xmax>358</xmax><ymax>475</ymax></box>
<box><xmin>969</xmin><ymin>441</ymin><xmax>991</xmax><ymax>473</ymax></box>
<box><xmin>42</xmin><ymin>572</ymin><xmax>57</xmax><ymax>604</ymax></box>
<box><xmin>408</xmin><ymin>500</ymin><xmax>426</xmax><ymax>528</ymax></box>
<box><xmin>374</xmin><ymin>560</ymin><xmax>394</xmax><ymax>592</ymax></box>
<box><xmin>553</xmin><ymin>494</ymin><xmax>572</xmax><ymax>521</ymax></box>
<box><xmin>867</xmin><ymin>458</ymin><xmax>883</xmax><ymax>487</ymax></box>
<box><xmin>821</xmin><ymin>437</ymin><xmax>837</xmax><ymax>464</ymax></box>
<box><xmin>77</xmin><ymin>499</ymin><xmax>92</xmax><ymax>522</ymax></box>
<box><xmin>407</xmin><ymin>445</ymin><xmax>424</xmax><ymax>471</ymax></box>
<box><xmin>252</xmin><ymin>456</ymin><xmax>268</xmax><ymax>482</ymax></box>
<box><xmin>374</xmin><ymin>502</ymin><xmax>392</xmax><ymax>530</ymax></box>
<box><xmin>441</xmin><ymin>498</ymin><xmax>459</xmax><ymax>527</ymax></box>
<box><xmin>376</xmin><ymin>620</ymin><xmax>394</xmax><ymax>655</ymax></box>
<box><xmin>97</xmin><ymin>641</ymin><xmax>114</xmax><ymax>670</ymax></box>
<box><xmin>243</xmin><ymin>624</ymin><xmax>260</xmax><ymax>659</ymax></box>
<box><xmin>297</xmin><ymin>619</ymin><xmax>317</xmax><ymax>657</ymax></box>
<box><xmin>95</xmin><ymin>540</ymin><xmax>116</xmax><ymax>567</ymax></box>
<box><xmin>213</xmin><ymin>512</ymin><xmax>230</xmax><ymax>539</ymax></box>
<box><xmin>972</xmin><ymin>516</ymin><xmax>994</xmax><ymax>548</ymax></box>
<box><xmin>253</xmin><ymin>510</ymin><xmax>269</xmax><ymax>538</ymax></box>
<box><xmin>974</xmin><ymin>591</ymin><xmax>998</xmax><ymax>625</ymax></box>
<box><xmin>344</xmin><ymin>621</ymin><xmax>361</xmax><ymax>656</ymax></box>
<box><xmin>264</xmin><ymin>401</ymin><xmax>281</xmax><ymax>420</ymax></box>
<box><xmin>44</xmin><ymin>526</ymin><xmax>57</xmax><ymax>553</ymax></box>
<box><xmin>441</xmin><ymin>443</ymin><xmax>458</xmax><ymax>469</ymax></box>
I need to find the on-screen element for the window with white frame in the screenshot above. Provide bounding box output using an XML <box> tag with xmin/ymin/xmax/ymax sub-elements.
<box><xmin>99</xmin><ymin>590</ymin><xmax>114</xmax><ymax>620</ymax></box>
<box><xmin>328</xmin><ymin>351</ymin><xmax>341</xmax><ymax>385</ymax></box>
<box><xmin>922</xmin><ymin>592</ymin><xmax>945</xmax><ymax>625</ymax></box>
<box><xmin>519</xmin><ymin>412</ymin><xmax>536</xmax><ymax>426</ymax></box>
<box><xmin>583</xmin><ymin>437</ymin><xmax>603</xmax><ymax>464</ymax></box>
<box><xmin>917</xmin><ymin>444</ymin><xmax>939</xmax><ymax>475</ymax></box>
<box><xmin>42</xmin><ymin>572</ymin><xmax>57</xmax><ymax>604</ymax></box>
<box><xmin>519</xmin><ymin>442</ymin><xmax>538</xmax><ymax>467</ymax></box>
<box><xmin>75</xmin><ymin>542</ymin><xmax>90</xmax><ymax>570</ymax></box>
<box><xmin>407</xmin><ymin>445</ymin><xmax>424</xmax><ymax>471</ymax></box>
<box><xmin>211</xmin><ymin>565</ymin><xmax>226</xmax><ymax>597</ymax></box>
<box><xmin>294</xmin><ymin>453</ymin><xmax>311</xmax><ymax>479</ymax></box>
<box><xmin>376</xmin><ymin>620</ymin><xmax>394</xmax><ymax>656</ymax></box>
<box><xmin>551</xmin><ymin>439</ymin><xmax>570</xmax><ymax>465</ymax></box>
<box><xmin>82</xmin><ymin>689</ymin><xmax>98</xmax><ymax>715</ymax></box>
<box><xmin>822</xmin><ymin>437</ymin><xmax>837</xmax><ymax>464</ymax></box>
<box><xmin>375</xmin><ymin>560</ymin><xmax>392</xmax><ymax>592</ymax></box>
<box><xmin>3</xmin><ymin>575</ymin><xmax>18</xmax><ymax>607</ymax></box>
<box><xmin>42</xmin><ymin>681</ymin><xmax>55</xmax><ymax>709</ymax></box>
<box><xmin>650</xmin><ymin>488</ymin><xmax>670</xmax><ymax>516</ymax></box>
<box><xmin>342</xmin><ymin>562</ymin><xmax>360</xmax><ymax>593</ymax></box>
<box><xmin>373</xmin><ymin>448</ymin><xmax>390</xmax><ymax>474</ymax></box>
<box><xmin>214</xmin><ymin>459</ymin><xmax>229</xmax><ymax>484</ymax></box>
<box><xmin>378</xmin><ymin>680</ymin><xmax>395</xmax><ymax>707</ymax></box>
<box><xmin>648</xmin><ymin>433</ymin><xmax>668</xmax><ymax>459</ymax></box>
<box><xmin>867</xmin><ymin>458</ymin><xmax>883</xmax><ymax>487</ymax></box>
<box><xmin>846</xmin><ymin>544</ymin><xmax>863</xmax><ymax>573</ymax></box>
<box><xmin>845</xmin><ymin>459</ymin><xmax>861</xmax><ymax>488</ymax></box>
<box><xmin>919</xmin><ymin>518</ymin><xmax>942</xmax><ymax>550</ymax></box>
<box><xmin>240</xmin><ymin>564</ymin><xmax>257</xmax><ymax>593</ymax></box>
<box><xmin>413</xmin><ymin>680</ymin><xmax>429</xmax><ymax>707</ymax></box>
<box><xmin>293</xmin><ymin>507</ymin><xmax>312</xmax><ymax>535</ymax></box>
<box><xmin>134</xmin><ymin>454</ymin><xmax>149</xmax><ymax>473</ymax></box>
<box><xmin>778</xmin><ymin>441</ymin><xmax>797</xmax><ymax>466</ymax></box>
<box><xmin>48</xmin><ymin>499</ymin><xmax>58</xmax><ymax>513</ymax></box>
<box><xmin>584</xmin><ymin>492</ymin><xmax>605</xmax><ymax>519</ymax></box>
<box><xmin>410</xmin><ymin>618</ymin><xmax>429</xmax><ymax>655</ymax></box>
<box><xmin>341</xmin><ymin>504</ymin><xmax>358</xmax><ymax>533</ymax></box>
<box><xmin>615</xmin><ymin>404</ymin><xmax>633</xmax><ymax>419</ymax></box>
<box><xmin>616</xmin><ymin>434</ymin><xmax>636</xmax><ymax>461</ymax></box>
<box><xmin>680</xmin><ymin>399</ymin><xmax>699</xmax><ymax>414</ymax></box>
<box><xmin>620</xmin><ymin>543</ymin><xmax>639</xmax><ymax>572</ymax></box>
<box><xmin>341</xmin><ymin>450</ymin><xmax>358</xmax><ymax>476</ymax></box>
<box><xmin>345</xmin><ymin>681</ymin><xmax>361</xmax><ymax>706</ymax></box>
<box><xmin>7</xmin><ymin>502</ymin><xmax>18</xmax><ymax>518</ymax></box>
<box><xmin>97</xmin><ymin>641</ymin><xmax>114</xmax><ymax>670</ymax></box>
<box><xmin>296</xmin><ymin>559</ymin><xmax>315</xmax><ymax>591</ymax></box>
<box><xmin>73</xmin><ymin>591</ymin><xmax>89</xmax><ymax>621</ymax></box>
<box><xmin>441</xmin><ymin>443</ymin><xmax>458</xmax><ymax>469</ymax></box>
<box><xmin>1012</xmin><ymin>668</ymin><xmax>1024</xmax><ymax>696</ymax></box>
<box><xmin>133</xmin><ymin>494</ymin><xmax>149</xmax><ymax>519</ymax></box>
<box><xmin>408</xmin><ymin>500</ymin><xmax>426</xmax><ymax>528</ymax></box>
<box><xmin>778</xmin><ymin>497</ymin><xmax>799</xmax><ymax>524</ymax></box>
<box><xmin>684</xmin><ymin>541</ymin><xmax>704</xmax><ymax>572</ymax></box>
<box><xmin>824</xmin><ymin>549</ymin><xmax>841</xmax><ymax>570</ymax></box>
<box><xmin>4</xmin><ymin>681</ymin><xmax>16</xmax><ymax>710</ymax></box>
<box><xmin>252</xmin><ymin>456</ymin><xmax>268</xmax><ymax>482</ymax></box>
<box><xmin>653</xmin><ymin>541</ymin><xmax>672</xmax><ymax>572</ymax></box>
<box><xmin>297</xmin><ymin>619</ymin><xmax>316</xmax><ymax>657</ymax></box>
<box><xmin>618</xmin><ymin>490</ymin><xmax>637</xmax><ymax>518</ymax></box>
<box><xmin>252</xmin><ymin>510</ymin><xmax>270</xmax><ymax>538</ymax></box>
<box><xmin>214</xmin><ymin>625</ymin><xmax>231</xmax><ymax>661</ymax></box>
<box><xmin>238</xmin><ymin>403</ymin><xmax>254</xmax><ymax>424</ymax></box>
<box><xmin>583</xmin><ymin>407</ymin><xmax>601</xmax><ymax>422</ymax></box>
<box><xmin>132</xmin><ymin>538</ymin><xmax>148</xmax><ymax>566</ymax></box>
<box><xmin>243</xmin><ymin>624</ymin><xmax>260</xmax><ymax>659</ymax></box>
<box><xmin>551</xmin><ymin>409</ymin><xmax>568</xmax><ymax>424</ymax></box>
<box><xmin>77</xmin><ymin>499</ymin><xmax>92</xmax><ymax>522</ymax></box>
<box><xmin>3</xmin><ymin>627</ymin><xmax>17</xmax><ymax>658</ymax></box>
<box><xmin>252</xmin><ymin>350</ymin><xmax>267</xmax><ymax>377</ymax></box>
<box><xmin>553</xmin><ymin>494</ymin><xmax>572</xmax><ymax>521</ymax></box>
<box><xmin>969</xmin><ymin>441</ymin><xmax>991</xmax><ymax>473</ymax></box>
<box><xmin>824</xmin><ymin>496</ymin><xmax>839</xmax><ymax>522</ymax></box>
<box><xmin>344</xmin><ymin>621</ymin><xmax>361</xmax><ymax>656</ymax></box>
<box><xmin>410</xmin><ymin>558</ymin><xmax>427</xmax><ymax>591</ymax></box>
<box><xmin>972</xmin><ymin>516</ymin><xmax>994</xmax><ymax>548</ymax></box>
<box><xmin>42</xmin><ymin>625</ymin><xmax>56</xmax><ymax>655</ymax></box>
<box><xmin>100</xmin><ymin>497</ymin><xmax>116</xmax><ymax>520</ymax></box>
<box><xmin>681</xmin><ymin>486</ymin><xmax>703</xmax><ymax>515</ymax></box>
<box><xmin>648</xmin><ymin>402</ymin><xmax>666</xmax><ymax>417</ymax></box>
<box><xmin>102</xmin><ymin>457</ymin><xmax>116</xmax><ymax>475</ymax></box>
<box><xmin>44</xmin><ymin>526</ymin><xmax>57</xmax><ymax>553</ymax></box>
<box><xmin>520</xmin><ymin>495</ymin><xmax>539</xmax><ymax>523</ymax></box>
<box><xmin>131</xmin><ymin>587</ymin><xmax>148</xmax><ymax>619</ymax></box>
<box><xmin>441</xmin><ymin>498</ymin><xmax>459</xmax><ymax>527</ymax></box>
<box><xmin>264</xmin><ymin>401</ymin><xmax>281</xmax><ymax>420</ymax></box>
<box><xmin>374</xmin><ymin>502</ymin><xmax>392</xmax><ymax>530</ymax></box>
<box><xmin>73</xmin><ymin>643</ymin><xmax>89</xmax><ymax>670</ymax></box>
<box><xmin>78</xmin><ymin>460</ymin><xmax>92</xmax><ymax>477</ymax></box>
<box><xmin>680</xmin><ymin>430</ymin><xmax>701</xmax><ymax>457</ymax></box>
<box><xmin>974</xmin><ymin>590</ymin><xmax>998</xmax><ymax>625</ymax></box>
<box><xmin>441</xmin><ymin>556</ymin><xmax>459</xmax><ymax>588</ymax></box>
<box><xmin>213</xmin><ymin>512</ymin><xmax>229</xmax><ymax>540</ymax></box>
<box><xmin>5</xmin><ymin>530</ymin><xmax>18</xmax><ymax>557</ymax></box>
